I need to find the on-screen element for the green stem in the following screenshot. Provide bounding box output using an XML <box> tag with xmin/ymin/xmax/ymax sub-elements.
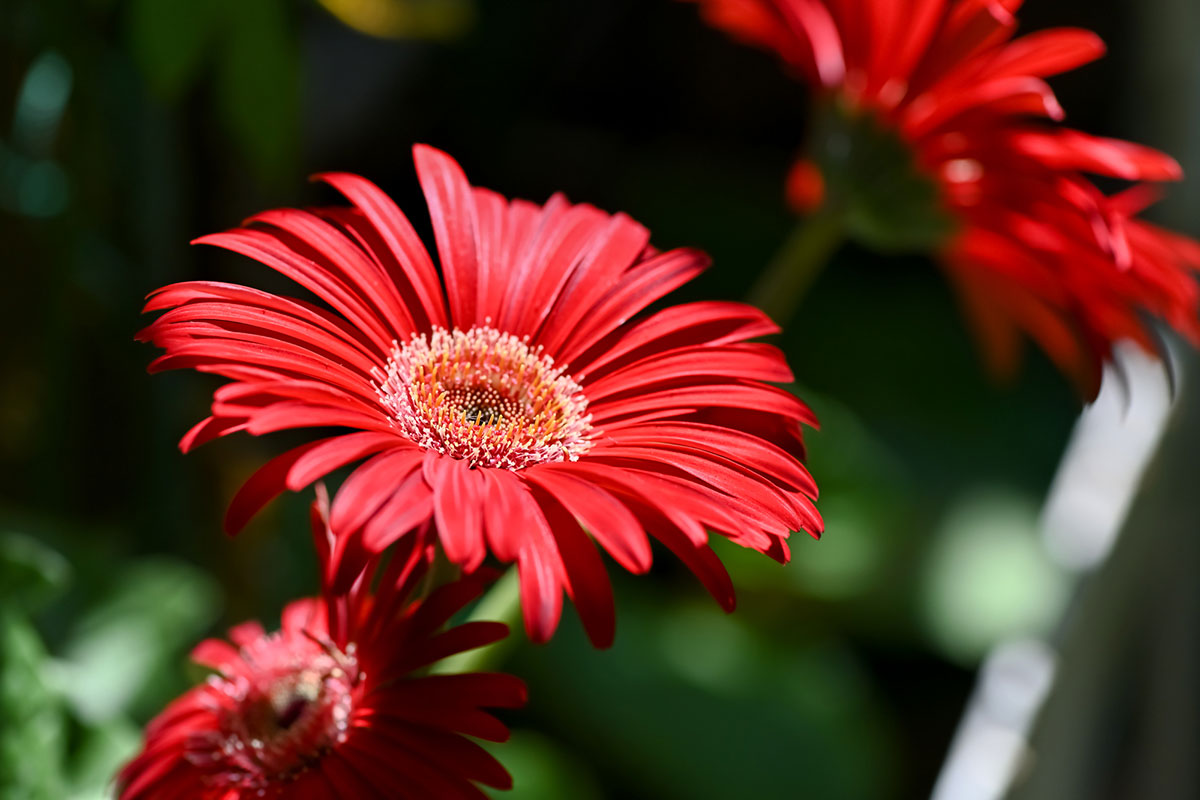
<box><xmin>746</xmin><ymin>210</ymin><xmax>845</xmax><ymax>326</ymax></box>
<box><xmin>432</xmin><ymin>567</ymin><xmax>523</xmax><ymax>674</ymax></box>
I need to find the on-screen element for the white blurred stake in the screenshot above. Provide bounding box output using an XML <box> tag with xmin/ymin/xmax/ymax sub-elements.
<box><xmin>930</xmin><ymin>341</ymin><xmax>1176</xmax><ymax>800</ymax></box>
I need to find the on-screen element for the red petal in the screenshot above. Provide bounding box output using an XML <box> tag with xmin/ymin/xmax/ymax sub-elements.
<box><xmin>178</xmin><ymin>415</ymin><xmax>246</xmax><ymax>453</ymax></box>
<box><xmin>193</xmin><ymin>228</ymin><xmax>394</xmax><ymax>353</ymax></box>
<box><xmin>1006</xmin><ymin>128</ymin><xmax>1183</xmax><ymax>181</ymax></box>
<box><xmin>414</xmin><ymin>144</ymin><xmax>479</xmax><ymax>328</ymax></box>
<box><xmin>534</xmin><ymin>213</ymin><xmax>651</xmax><ymax>353</ymax></box>
<box><xmin>529</xmin><ymin>485</ymin><xmax>616</xmax><ymax>648</ymax></box>
<box><xmin>224</xmin><ymin>435</ymin><xmax>380</xmax><ymax>535</ymax></box>
<box><xmin>358</xmin><ymin>715</ymin><xmax>514</xmax><ymax>782</ymax></box>
<box><xmin>500</xmin><ymin>203</ymin><xmax>611</xmax><ymax>336</ymax></box>
<box><xmin>591</xmin><ymin>381</ymin><xmax>817</xmax><ymax>428</ymax></box>
<box><xmin>573</xmin><ymin>299</ymin><xmax>779</xmax><ymax>380</ymax></box>
<box><xmin>399</xmin><ymin>621</ymin><xmax>511</xmax><ymax>672</ymax></box>
<box><xmin>313</xmin><ymin>171</ymin><xmax>449</xmax><ymax>329</ymax></box>
<box><xmin>583</xmin><ymin>343</ymin><xmax>793</xmax><ymax>401</ymax></box>
<box><xmin>425</xmin><ymin>454</ymin><xmax>488</xmax><ymax>571</ymax></box>
<box><xmin>524</xmin><ymin>466</ymin><xmax>653</xmax><ymax>574</ymax></box>
<box><xmin>329</xmin><ymin>447</ymin><xmax>426</xmax><ymax>539</ymax></box>
<box><xmin>339</xmin><ymin>732</ymin><xmax>487</xmax><ymax>799</ymax></box>
<box><xmin>985</xmin><ymin>28</ymin><xmax>1104</xmax><ymax>80</ymax></box>
<box><xmin>641</xmin><ymin>507</ymin><xmax>736</xmax><ymax>612</ymax></box>
<box><xmin>189</xmin><ymin>639</ymin><xmax>240</xmax><ymax>672</ymax></box>
<box><xmin>555</xmin><ymin>247</ymin><xmax>710</xmax><ymax>366</ymax></box>
<box><xmin>248</xmin><ymin>207</ymin><xmax>418</xmax><ymax>340</ymax></box>
<box><xmin>478</xmin><ymin>467</ymin><xmax>542</xmax><ymax>562</ymax></box>
<box><xmin>515</xmin><ymin>516</ymin><xmax>565</xmax><ymax>644</ymax></box>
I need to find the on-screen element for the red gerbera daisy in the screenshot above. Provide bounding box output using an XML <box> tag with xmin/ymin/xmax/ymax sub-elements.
<box><xmin>138</xmin><ymin>144</ymin><xmax>822</xmax><ymax>648</ymax></box>
<box><xmin>116</xmin><ymin>491</ymin><xmax>525</xmax><ymax>799</ymax></box>
<box><xmin>688</xmin><ymin>0</ymin><xmax>1200</xmax><ymax>395</ymax></box>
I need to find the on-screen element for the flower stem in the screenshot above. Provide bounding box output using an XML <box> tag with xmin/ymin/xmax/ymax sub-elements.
<box><xmin>432</xmin><ymin>566</ymin><xmax>523</xmax><ymax>674</ymax></box>
<box><xmin>746</xmin><ymin>210</ymin><xmax>845</xmax><ymax>325</ymax></box>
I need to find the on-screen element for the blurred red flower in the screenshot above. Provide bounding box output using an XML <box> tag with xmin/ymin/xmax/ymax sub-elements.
<box><xmin>139</xmin><ymin>144</ymin><xmax>822</xmax><ymax>648</ymax></box>
<box><xmin>116</xmin><ymin>491</ymin><xmax>524</xmax><ymax>799</ymax></box>
<box><xmin>689</xmin><ymin>0</ymin><xmax>1200</xmax><ymax>395</ymax></box>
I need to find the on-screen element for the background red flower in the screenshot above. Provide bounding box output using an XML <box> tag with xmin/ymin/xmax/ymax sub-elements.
<box><xmin>116</xmin><ymin>491</ymin><xmax>525</xmax><ymax>799</ymax></box>
<box><xmin>689</xmin><ymin>0</ymin><xmax>1200</xmax><ymax>395</ymax></box>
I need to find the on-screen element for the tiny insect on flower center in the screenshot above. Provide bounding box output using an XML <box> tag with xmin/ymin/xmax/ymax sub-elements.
<box><xmin>201</xmin><ymin>640</ymin><xmax>359</xmax><ymax>786</ymax></box>
<box><xmin>376</xmin><ymin>325</ymin><xmax>594</xmax><ymax>470</ymax></box>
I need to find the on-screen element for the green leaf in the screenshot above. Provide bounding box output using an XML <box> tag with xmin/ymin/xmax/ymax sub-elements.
<box><xmin>514</xmin><ymin>586</ymin><xmax>895</xmax><ymax>800</ymax></box>
<box><xmin>486</xmin><ymin>730</ymin><xmax>604</xmax><ymax>800</ymax></box>
<box><xmin>0</xmin><ymin>532</ymin><xmax>71</xmax><ymax>611</ymax></box>
<box><xmin>0</xmin><ymin>609</ymin><xmax>67</xmax><ymax>800</ymax></box>
<box><xmin>50</xmin><ymin>559</ymin><xmax>219</xmax><ymax>723</ymax></box>
<box><xmin>127</xmin><ymin>0</ymin><xmax>221</xmax><ymax>99</ymax></box>
<box><xmin>67</xmin><ymin>717</ymin><xmax>141</xmax><ymax>800</ymax></box>
<box><xmin>215</xmin><ymin>0</ymin><xmax>300</xmax><ymax>185</ymax></box>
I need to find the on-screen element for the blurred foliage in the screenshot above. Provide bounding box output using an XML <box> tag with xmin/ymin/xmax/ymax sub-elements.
<box><xmin>0</xmin><ymin>531</ymin><xmax>217</xmax><ymax>798</ymax></box>
<box><xmin>50</xmin><ymin>559</ymin><xmax>219</xmax><ymax>723</ymax></box>
<box><xmin>127</xmin><ymin>0</ymin><xmax>300</xmax><ymax>184</ymax></box>
<box><xmin>0</xmin><ymin>532</ymin><xmax>70</xmax><ymax>610</ymax></box>
<box><xmin>0</xmin><ymin>609</ymin><xmax>66</xmax><ymax>800</ymax></box>
<box><xmin>488</xmin><ymin>730</ymin><xmax>605</xmax><ymax>800</ymax></box>
<box><xmin>921</xmin><ymin>490</ymin><xmax>1070</xmax><ymax>663</ymax></box>
<box><xmin>126</xmin><ymin>0</ymin><xmax>219</xmax><ymax>100</ymax></box>
<box><xmin>509</xmin><ymin>580</ymin><xmax>895</xmax><ymax>800</ymax></box>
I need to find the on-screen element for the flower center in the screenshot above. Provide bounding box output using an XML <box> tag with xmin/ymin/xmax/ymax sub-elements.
<box><xmin>375</xmin><ymin>325</ymin><xmax>593</xmax><ymax>470</ymax></box>
<box><xmin>198</xmin><ymin>641</ymin><xmax>358</xmax><ymax>786</ymax></box>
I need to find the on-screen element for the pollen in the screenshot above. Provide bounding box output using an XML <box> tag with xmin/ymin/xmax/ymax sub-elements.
<box><xmin>375</xmin><ymin>325</ymin><xmax>593</xmax><ymax>470</ymax></box>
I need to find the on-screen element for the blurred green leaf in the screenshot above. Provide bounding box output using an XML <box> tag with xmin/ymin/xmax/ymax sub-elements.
<box><xmin>49</xmin><ymin>559</ymin><xmax>219</xmax><ymax>723</ymax></box>
<box><xmin>710</xmin><ymin>390</ymin><xmax>912</xmax><ymax>604</ymax></box>
<box><xmin>66</xmin><ymin>717</ymin><xmax>141</xmax><ymax>800</ymax></box>
<box><xmin>0</xmin><ymin>531</ymin><xmax>71</xmax><ymax>610</ymax></box>
<box><xmin>435</xmin><ymin>567</ymin><xmax>522</xmax><ymax>674</ymax></box>
<box><xmin>656</xmin><ymin>602</ymin><xmax>770</xmax><ymax>692</ymax></box>
<box><xmin>487</xmin><ymin>730</ymin><xmax>604</xmax><ymax>800</ymax></box>
<box><xmin>127</xmin><ymin>0</ymin><xmax>221</xmax><ymax>99</ymax></box>
<box><xmin>790</xmin><ymin>392</ymin><xmax>912</xmax><ymax>599</ymax></box>
<box><xmin>215</xmin><ymin>0</ymin><xmax>300</xmax><ymax>184</ymax></box>
<box><xmin>921</xmin><ymin>488</ymin><xmax>1069</xmax><ymax>662</ymax></box>
<box><xmin>0</xmin><ymin>609</ymin><xmax>67</xmax><ymax>800</ymax></box>
<box><xmin>515</xmin><ymin>587</ymin><xmax>895</xmax><ymax>800</ymax></box>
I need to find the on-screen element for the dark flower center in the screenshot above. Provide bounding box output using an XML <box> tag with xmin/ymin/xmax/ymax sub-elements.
<box><xmin>463</xmin><ymin>403</ymin><xmax>500</xmax><ymax>426</ymax></box>
<box><xmin>194</xmin><ymin>642</ymin><xmax>359</xmax><ymax>788</ymax></box>
<box><xmin>265</xmin><ymin>672</ymin><xmax>322</xmax><ymax>734</ymax></box>
<box><xmin>274</xmin><ymin>695</ymin><xmax>310</xmax><ymax>730</ymax></box>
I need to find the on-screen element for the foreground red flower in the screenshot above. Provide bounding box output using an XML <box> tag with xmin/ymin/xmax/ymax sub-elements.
<box><xmin>688</xmin><ymin>0</ymin><xmax>1200</xmax><ymax>395</ymax></box>
<box><xmin>116</xmin><ymin>492</ymin><xmax>524</xmax><ymax>799</ymax></box>
<box><xmin>139</xmin><ymin>144</ymin><xmax>822</xmax><ymax>647</ymax></box>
